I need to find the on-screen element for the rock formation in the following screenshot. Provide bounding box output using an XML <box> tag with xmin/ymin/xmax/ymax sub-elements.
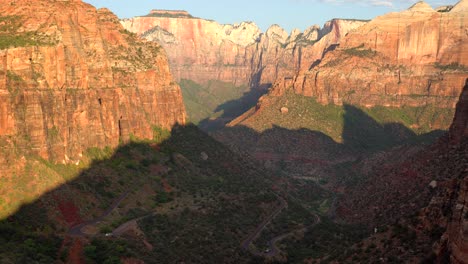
<box><xmin>275</xmin><ymin>1</ymin><xmax>468</xmax><ymax>108</ymax></box>
<box><xmin>0</xmin><ymin>0</ymin><xmax>186</xmax><ymax>166</ymax></box>
<box><xmin>449</xmin><ymin>79</ymin><xmax>468</xmax><ymax>144</ymax></box>
<box><xmin>443</xmin><ymin>78</ymin><xmax>468</xmax><ymax>263</ymax></box>
<box><xmin>331</xmin><ymin>79</ymin><xmax>468</xmax><ymax>262</ymax></box>
<box><xmin>121</xmin><ymin>12</ymin><xmax>366</xmax><ymax>90</ymax></box>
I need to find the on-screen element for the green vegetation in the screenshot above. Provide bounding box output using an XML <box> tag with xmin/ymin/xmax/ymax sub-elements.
<box><xmin>434</xmin><ymin>62</ymin><xmax>468</xmax><ymax>72</ymax></box>
<box><xmin>0</xmin><ymin>16</ymin><xmax>52</xmax><ymax>49</ymax></box>
<box><xmin>6</xmin><ymin>71</ymin><xmax>23</xmax><ymax>83</ymax></box>
<box><xmin>2</xmin><ymin>125</ymin><xmax>279</xmax><ymax>262</ymax></box>
<box><xmin>179</xmin><ymin>79</ymin><xmax>256</xmax><ymax>128</ymax></box>
<box><xmin>283</xmin><ymin>217</ymin><xmax>366</xmax><ymax>262</ymax></box>
<box><xmin>343</xmin><ymin>44</ymin><xmax>377</xmax><ymax>58</ymax></box>
<box><xmin>84</xmin><ymin>239</ymin><xmax>133</xmax><ymax>264</ymax></box>
<box><xmin>152</xmin><ymin>125</ymin><xmax>171</xmax><ymax>143</ymax></box>
<box><xmin>6</xmin><ymin>71</ymin><xmax>24</xmax><ymax>97</ymax></box>
<box><xmin>241</xmin><ymin>91</ymin><xmax>453</xmax><ymax>149</ymax></box>
<box><xmin>0</xmin><ymin>204</ymin><xmax>62</xmax><ymax>263</ymax></box>
<box><xmin>142</xmin><ymin>12</ymin><xmax>195</xmax><ymax>19</ymax></box>
<box><xmin>437</xmin><ymin>6</ymin><xmax>452</xmax><ymax>12</ymax></box>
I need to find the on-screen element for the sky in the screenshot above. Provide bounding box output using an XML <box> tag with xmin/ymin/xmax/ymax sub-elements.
<box><xmin>84</xmin><ymin>0</ymin><xmax>460</xmax><ymax>32</ymax></box>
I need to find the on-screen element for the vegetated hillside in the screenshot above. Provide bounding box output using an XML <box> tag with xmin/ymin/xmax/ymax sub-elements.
<box><xmin>0</xmin><ymin>125</ymin><xmax>283</xmax><ymax>263</ymax></box>
<box><xmin>330</xmin><ymin>79</ymin><xmax>468</xmax><ymax>263</ymax></box>
<box><xmin>179</xmin><ymin>79</ymin><xmax>266</xmax><ymax>131</ymax></box>
<box><xmin>121</xmin><ymin>11</ymin><xmax>366</xmax><ymax>130</ymax></box>
<box><xmin>214</xmin><ymin>90</ymin><xmax>454</xmax><ymax>182</ymax></box>
<box><xmin>213</xmin><ymin>3</ymin><xmax>466</xmax><ymax>238</ymax></box>
<box><xmin>0</xmin><ymin>0</ymin><xmax>185</xmax><ymax>218</ymax></box>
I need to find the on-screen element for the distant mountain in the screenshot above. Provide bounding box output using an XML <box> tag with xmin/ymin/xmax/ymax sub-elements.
<box><xmin>122</xmin><ymin>11</ymin><xmax>365</xmax><ymax>128</ymax></box>
<box><xmin>279</xmin><ymin>0</ymin><xmax>467</xmax><ymax>108</ymax></box>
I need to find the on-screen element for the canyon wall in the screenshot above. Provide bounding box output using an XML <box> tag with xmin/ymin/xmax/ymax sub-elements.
<box><xmin>444</xmin><ymin>79</ymin><xmax>468</xmax><ymax>263</ymax></box>
<box><xmin>121</xmin><ymin>13</ymin><xmax>366</xmax><ymax>89</ymax></box>
<box><xmin>276</xmin><ymin>1</ymin><xmax>468</xmax><ymax>108</ymax></box>
<box><xmin>0</xmin><ymin>0</ymin><xmax>186</xmax><ymax>167</ymax></box>
<box><xmin>449</xmin><ymin>79</ymin><xmax>468</xmax><ymax>143</ymax></box>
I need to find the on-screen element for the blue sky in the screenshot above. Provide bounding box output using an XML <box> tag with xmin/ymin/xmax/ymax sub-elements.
<box><xmin>84</xmin><ymin>0</ymin><xmax>459</xmax><ymax>32</ymax></box>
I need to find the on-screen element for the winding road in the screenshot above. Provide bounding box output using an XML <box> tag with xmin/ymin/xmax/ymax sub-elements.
<box><xmin>241</xmin><ymin>191</ymin><xmax>322</xmax><ymax>258</ymax></box>
<box><xmin>240</xmin><ymin>195</ymin><xmax>288</xmax><ymax>251</ymax></box>
<box><xmin>68</xmin><ymin>192</ymin><xmax>129</xmax><ymax>237</ymax></box>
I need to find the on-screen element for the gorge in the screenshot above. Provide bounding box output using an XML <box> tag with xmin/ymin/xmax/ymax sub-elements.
<box><xmin>0</xmin><ymin>0</ymin><xmax>467</xmax><ymax>263</ymax></box>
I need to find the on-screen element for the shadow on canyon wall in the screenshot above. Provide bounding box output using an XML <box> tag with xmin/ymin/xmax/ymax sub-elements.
<box><xmin>198</xmin><ymin>87</ymin><xmax>268</xmax><ymax>132</ymax></box>
<box><xmin>0</xmin><ymin>124</ymin><xmax>275</xmax><ymax>263</ymax></box>
<box><xmin>0</xmin><ymin>104</ymin><xmax>447</xmax><ymax>263</ymax></box>
<box><xmin>215</xmin><ymin>103</ymin><xmax>445</xmax><ymax>156</ymax></box>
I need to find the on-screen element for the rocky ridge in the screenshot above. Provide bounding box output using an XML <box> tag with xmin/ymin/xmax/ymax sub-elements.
<box><xmin>443</xmin><ymin>79</ymin><xmax>468</xmax><ymax>263</ymax></box>
<box><xmin>121</xmin><ymin>12</ymin><xmax>366</xmax><ymax>89</ymax></box>
<box><xmin>333</xmin><ymin>79</ymin><xmax>468</xmax><ymax>263</ymax></box>
<box><xmin>0</xmin><ymin>0</ymin><xmax>186</xmax><ymax>168</ymax></box>
<box><xmin>273</xmin><ymin>0</ymin><xmax>468</xmax><ymax>108</ymax></box>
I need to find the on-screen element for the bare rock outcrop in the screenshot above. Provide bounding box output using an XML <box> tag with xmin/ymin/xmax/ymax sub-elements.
<box><xmin>449</xmin><ymin>79</ymin><xmax>468</xmax><ymax>143</ymax></box>
<box><xmin>279</xmin><ymin>0</ymin><xmax>468</xmax><ymax>108</ymax></box>
<box><xmin>121</xmin><ymin>12</ymin><xmax>366</xmax><ymax>89</ymax></box>
<box><xmin>0</xmin><ymin>0</ymin><xmax>186</xmax><ymax>166</ymax></box>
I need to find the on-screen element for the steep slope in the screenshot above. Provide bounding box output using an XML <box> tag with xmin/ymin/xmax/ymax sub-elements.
<box><xmin>121</xmin><ymin>11</ymin><xmax>366</xmax><ymax>90</ymax></box>
<box><xmin>0</xmin><ymin>0</ymin><xmax>186</xmax><ymax>164</ymax></box>
<box><xmin>0</xmin><ymin>0</ymin><xmax>185</xmax><ymax>218</ymax></box>
<box><xmin>214</xmin><ymin>1</ymin><xmax>465</xmax><ymax>177</ymax></box>
<box><xmin>0</xmin><ymin>125</ymin><xmax>283</xmax><ymax>263</ymax></box>
<box><xmin>121</xmin><ymin>12</ymin><xmax>366</xmax><ymax>127</ymax></box>
<box><xmin>442</xmin><ymin>78</ymin><xmax>468</xmax><ymax>263</ymax></box>
<box><xmin>324</xmin><ymin>79</ymin><xmax>468</xmax><ymax>263</ymax></box>
<box><xmin>281</xmin><ymin>0</ymin><xmax>468</xmax><ymax>108</ymax></box>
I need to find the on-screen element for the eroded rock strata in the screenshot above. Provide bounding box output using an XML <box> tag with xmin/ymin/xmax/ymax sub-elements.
<box><xmin>0</xmin><ymin>0</ymin><xmax>186</xmax><ymax>167</ymax></box>
<box><xmin>121</xmin><ymin>12</ymin><xmax>366</xmax><ymax>90</ymax></box>
<box><xmin>278</xmin><ymin>1</ymin><xmax>468</xmax><ymax>108</ymax></box>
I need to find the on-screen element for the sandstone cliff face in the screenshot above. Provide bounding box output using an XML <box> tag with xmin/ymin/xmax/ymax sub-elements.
<box><xmin>121</xmin><ymin>12</ymin><xmax>366</xmax><ymax>89</ymax></box>
<box><xmin>444</xmin><ymin>78</ymin><xmax>468</xmax><ymax>263</ymax></box>
<box><xmin>449</xmin><ymin>79</ymin><xmax>468</xmax><ymax>143</ymax></box>
<box><xmin>0</xmin><ymin>0</ymin><xmax>186</xmax><ymax>166</ymax></box>
<box><xmin>278</xmin><ymin>1</ymin><xmax>468</xmax><ymax>108</ymax></box>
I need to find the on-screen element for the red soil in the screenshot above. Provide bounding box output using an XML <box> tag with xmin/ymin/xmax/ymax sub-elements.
<box><xmin>54</xmin><ymin>196</ymin><xmax>82</xmax><ymax>227</ymax></box>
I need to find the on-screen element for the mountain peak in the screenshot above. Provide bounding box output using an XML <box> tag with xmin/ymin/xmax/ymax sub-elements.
<box><xmin>451</xmin><ymin>0</ymin><xmax>468</xmax><ymax>12</ymax></box>
<box><xmin>146</xmin><ymin>9</ymin><xmax>193</xmax><ymax>18</ymax></box>
<box><xmin>407</xmin><ymin>1</ymin><xmax>435</xmax><ymax>12</ymax></box>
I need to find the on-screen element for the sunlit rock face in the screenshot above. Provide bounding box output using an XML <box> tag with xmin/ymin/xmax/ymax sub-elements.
<box><xmin>121</xmin><ymin>11</ymin><xmax>365</xmax><ymax>89</ymax></box>
<box><xmin>281</xmin><ymin>1</ymin><xmax>468</xmax><ymax>108</ymax></box>
<box><xmin>0</xmin><ymin>0</ymin><xmax>186</xmax><ymax>166</ymax></box>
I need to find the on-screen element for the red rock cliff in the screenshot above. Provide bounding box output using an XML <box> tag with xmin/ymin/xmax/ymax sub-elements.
<box><xmin>0</xmin><ymin>0</ymin><xmax>186</xmax><ymax>165</ymax></box>
<box><xmin>449</xmin><ymin>79</ymin><xmax>468</xmax><ymax>143</ymax></box>
<box><xmin>121</xmin><ymin>12</ymin><xmax>366</xmax><ymax>89</ymax></box>
<box><xmin>282</xmin><ymin>1</ymin><xmax>468</xmax><ymax>108</ymax></box>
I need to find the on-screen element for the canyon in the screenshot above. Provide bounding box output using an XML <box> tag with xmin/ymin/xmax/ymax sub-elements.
<box><xmin>280</xmin><ymin>0</ymin><xmax>468</xmax><ymax>108</ymax></box>
<box><xmin>0</xmin><ymin>0</ymin><xmax>186</xmax><ymax>166</ymax></box>
<box><xmin>0</xmin><ymin>0</ymin><xmax>185</xmax><ymax>219</ymax></box>
<box><xmin>122</xmin><ymin>1</ymin><xmax>467</xmax><ymax>129</ymax></box>
<box><xmin>0</xmin><ymin>0</ymin><xmax>467</xmax><ymax>263</ymax></box>
<box><xmin>121</xmin><ymin>11</ymin><xmax>367</xmax><ymax>126</ymax></box>
<box><xmin>121</xmin><ymin>11</ymin><xmax>366</xmax><ymax>89</ymax></box>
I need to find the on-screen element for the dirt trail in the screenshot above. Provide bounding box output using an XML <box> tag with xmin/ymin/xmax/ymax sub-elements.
<box><xmin>240</xmin><ymin>195</ymin><xmax>287</xmax><ymax>251</ymax></box>
<box><xmin>68</xmin><ymin>192</ymin><xmax>129</xmax><ymax>237</ymax></box>
<box><xmin>241</xmin><ymin>181</ymin><xmax>322</xmax><ymax>258</ymax></box>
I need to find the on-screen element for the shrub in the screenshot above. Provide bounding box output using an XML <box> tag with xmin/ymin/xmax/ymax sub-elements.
<box><xmin>152</xmin><ymin>125</ymin><xmax>171</xmax><ymax>143</ymax></box>
<box><xmin>343</xmin><ymin>44</ymin><xmax>376</xmax><ymax>57</ymax></box>
<box><xmin>434</xmin><ymin>62</ymin><xmax>468</xmax><ymax>72</ymax></box>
